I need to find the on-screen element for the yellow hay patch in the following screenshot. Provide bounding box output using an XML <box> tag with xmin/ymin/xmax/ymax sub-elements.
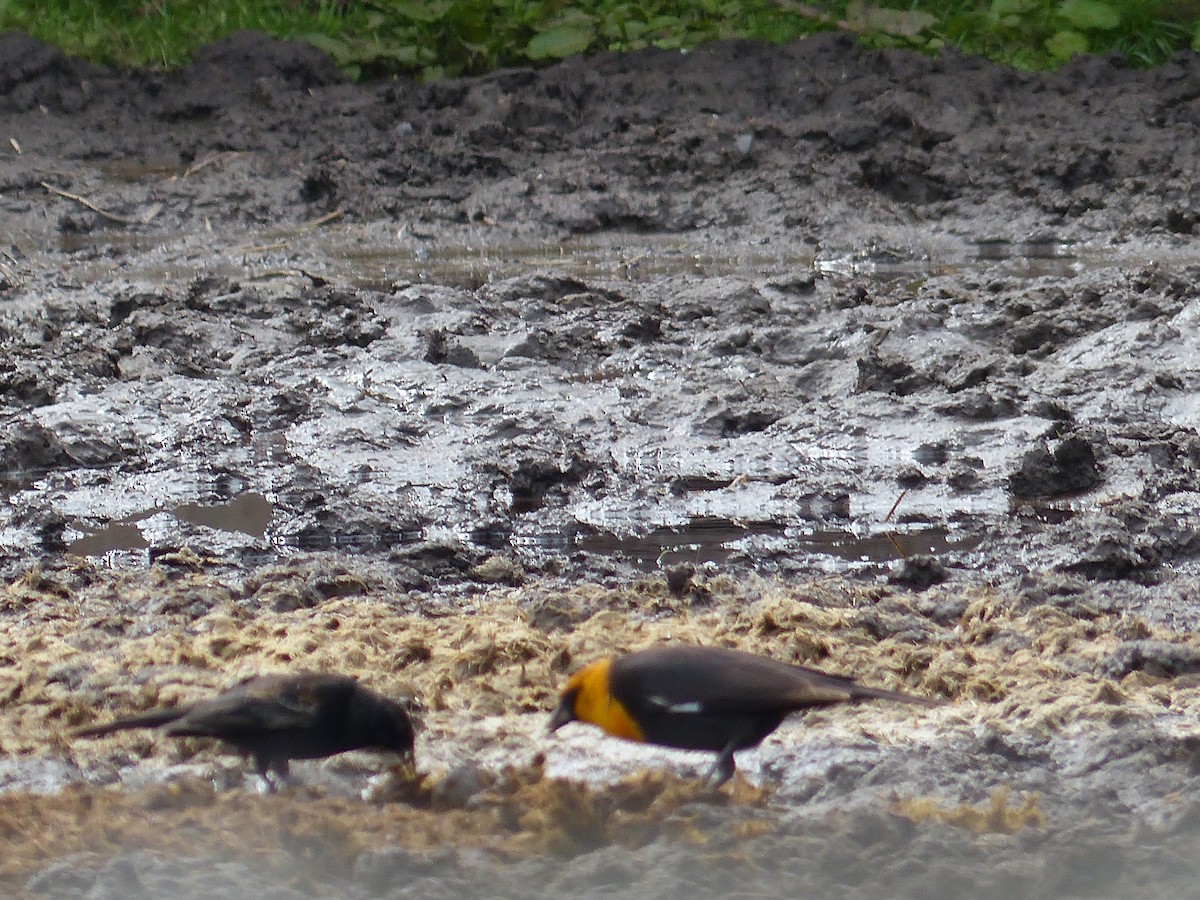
<box><xmin>892</xmin><ymin>787</ymin><xmax>1046</xmax><ymax>834</ymax></box>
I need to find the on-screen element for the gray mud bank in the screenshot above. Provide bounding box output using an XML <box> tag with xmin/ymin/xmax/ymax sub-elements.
<box><xmin>2</xmin><ymin>28</ymin><xmax>1200</xmax><ymax>900</ymax></box>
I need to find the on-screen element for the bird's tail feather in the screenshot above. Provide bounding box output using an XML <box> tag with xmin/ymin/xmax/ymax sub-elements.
<box><xmin>71</xmin><ymin>708</ymin><xmax>187</xmax><ymax>738</ymax></box>
<box><xmin>851</xmin><ymin>684</ymin><xmax>944</xmax><ymax>707</ymax></box>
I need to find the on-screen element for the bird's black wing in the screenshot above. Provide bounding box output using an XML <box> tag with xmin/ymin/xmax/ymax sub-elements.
<box><xmin>164</xmin><ymin>673</ymin><xmax>345</xmax><ymax>738</ymax></box>
<box><xmin>614</xmin><ymin>646</ymin><xmax>934</xmax><ymax>716</ymax></box>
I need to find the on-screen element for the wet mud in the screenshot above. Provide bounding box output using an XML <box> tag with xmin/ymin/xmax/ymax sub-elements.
<box><xmin>3</xmin><ymin>27</ymin><xmax>1200</xmax><ymax>900</ymax></box>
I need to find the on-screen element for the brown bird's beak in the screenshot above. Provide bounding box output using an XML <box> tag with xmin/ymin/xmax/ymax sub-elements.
<box><xmin>548</xmin><ymin>697</ymin><xmax>576</xmax><ymax>733</ymax></box>
<box><xmin>393</xmin><ymin>748</ymin><xmax>417</xmax><ymax>780</ymax></box>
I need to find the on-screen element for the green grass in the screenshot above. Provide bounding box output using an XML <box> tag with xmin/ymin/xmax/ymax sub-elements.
<box><xmin>895</xmin><ymin>0</ymin><xmax>1200</xmax><ymax>69</ymax></box>
<box><xmin>1</xmin><ymin>0</ymin><xmax>1200</xmax><ymax>78</ymax></box>
<box><xmin>0</xmin><ymin>0</ymin><xmax>360</xmax><ymax>69</ymax></box>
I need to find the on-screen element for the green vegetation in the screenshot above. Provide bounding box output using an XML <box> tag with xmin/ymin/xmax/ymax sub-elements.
<box><xmin>1</xmin><ymin>0</ymin><xmax>1199</xmax><ymax>78</ymax></box>
<box><xmin>915</xmin><ymin>0</ymin><xmax>1200</xmax><ymax>69</ymax></box>
<box><xmin>0</xmin><ymin>0</ymin><xmax>354</xmax><ymax>70</ymax></box>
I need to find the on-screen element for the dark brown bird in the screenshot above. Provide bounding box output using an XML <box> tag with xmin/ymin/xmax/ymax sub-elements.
<box><xmin>73</xmin><ymin>672</ymin><xmax>415</xmax><ymax>785</ymax></box>
<box><xmin>549</xmin><ymin>645</ymin><xmax>942</xmax><ymax>784</ymax></box>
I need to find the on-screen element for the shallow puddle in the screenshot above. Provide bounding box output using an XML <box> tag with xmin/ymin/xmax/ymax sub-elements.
<box><xmin>568</xmin><ymin>519</ymin><xmax>977</xmax><ymax>570</ymax></box>
<box><xmin>67</xmin><ymin>492</ymin><xmax>273</xmax><ymax>556</ymax></box>
<box><xmin>52</xmin><ymin>224</ymin><xmax>1136</xmax><ymax>292</ymax></box>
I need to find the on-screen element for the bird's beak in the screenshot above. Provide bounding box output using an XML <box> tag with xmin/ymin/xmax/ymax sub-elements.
<box><xmin>548</xmin><ymin>698</ymin><xmax>575</xmax><ymax>733</ymax></box>
<box><xmin>391</xmin><ymin>747</ymin><xmax>417</xmax><ymax>779</ymax></box>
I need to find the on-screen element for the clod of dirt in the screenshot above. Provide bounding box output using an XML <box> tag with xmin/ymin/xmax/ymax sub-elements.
<box><xmin>888</xmin><ymin>555</ymin><xmax>948</xmax><ymax>590</ymax></box>
<box><xmin>469</xmin><ymin>556</ymin><xmax>524</xmax><ymax>585</ymax></box>
<box><xmin>1103</xmin><ymin>640</ymin><xmax>1200</xmax><ymax>679</ymax></box>
<box><xmin>1009</xmin><ymin>434</ymin><xmax>1103</xmax><ymax>498</ymax></box>
<box><xmin>664</xmin><ymin>565</ymin><xmax>695</xmax><ymax>598</ymax></box>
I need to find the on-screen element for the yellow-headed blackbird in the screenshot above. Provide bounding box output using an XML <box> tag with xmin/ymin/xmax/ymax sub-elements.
<box><xmin>73</xmin><ymin>672</ymin><xmax>414</xmax><ymax>784</ymax></box>
<box><xmin>549</xmin><ymin>645</ymin><xmax>941</xmax><ymax>784</ymax></box>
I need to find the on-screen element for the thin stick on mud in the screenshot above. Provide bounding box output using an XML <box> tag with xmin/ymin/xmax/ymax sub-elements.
<box><xmin>307</xmin><ymin>210</ymin><xmax>344</xmax><ymax>228</ymax></box>
<box><xmin>246</xmin><ymin>269</ymin><xmax>330</xmax><ymax>286</ymax></box>
<box><xmin>40</xmin><ymin>181</ymin><xmax>140</xmax><ymax>225</ymax></box>
<box><xmin>884</xmin><ymin>490</ymin><xmax>908</xmax><ymax>524</ymax></box>
<box><xmin>883</xmin><ymin>490</ymin><xmax>909</xmax><ymax>557</ymax></box>
<box><xmin>179</xmin><ymin>153</ymin><xmax>227</xmax><ymax>179</ymax></box>
<box><xmin>240</xmin><ymin>210</ymin><xmax>344</xmax><ymax>254</ymax></box>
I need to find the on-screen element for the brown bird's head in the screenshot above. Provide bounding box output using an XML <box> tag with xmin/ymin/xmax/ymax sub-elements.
<box><xmin>384</xmin><ymin>700</ymin><xmax>418</xmax><ymax>762</ymax></box>
<box><xmin>353</xmin><ymin>692</ymin><xmax>417</xmax><ymax>763</ymax></box>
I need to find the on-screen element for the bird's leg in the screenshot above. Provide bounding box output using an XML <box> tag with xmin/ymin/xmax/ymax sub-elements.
<box><xmin>268</xmin><ymin>757</ymin><xmax>294</xmax><ymax>792</ymax></box>
<box><xmin>253</xmin><ymin>756</ymin><xmax>276</xmax><ymax>794</ymax></box>
<box><xmin>253</xmin><ymin>755</ymin><xmax>291</xmax><ymax>793</ymax></box>
<box><xmin>704</xmin><ymin>741</ymin><xmax>738</xmax><ymax>787</ymax></box>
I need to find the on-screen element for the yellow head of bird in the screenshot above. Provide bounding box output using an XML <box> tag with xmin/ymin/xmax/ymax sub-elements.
<box><xmin>548</xmin><ymin>657</ymin><xmax>643</xmax><ymax>742</ymax></box>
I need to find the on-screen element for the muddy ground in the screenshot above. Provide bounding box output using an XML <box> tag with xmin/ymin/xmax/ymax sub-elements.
<box><xmin>3</xmin><ymin>26</ymin><xmax>1200</xmax><ymax>899</ymax></box>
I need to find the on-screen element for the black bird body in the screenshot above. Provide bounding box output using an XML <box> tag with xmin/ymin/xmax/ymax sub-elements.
<box><xmin>74</xmin><ymin>672</ymin><xmax>415</xmax><ymax>781</ymax></box>
<box><xmin>550</xmin><ymin>645</ymin><xmax>941</xmax><ymax>783</ymax></box>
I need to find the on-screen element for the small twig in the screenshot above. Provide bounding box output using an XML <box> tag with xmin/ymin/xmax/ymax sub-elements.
<box><xmin>240</xmin><ymin>210</ymin><xmax>344</xmax><ymax>254</ymax></box>
<box><xmin>242</xmin><ymin>241</ymin><xmax>287</xmax><ymax>254</ymax></box>
<box><xmin>40</xmin><ymin>181</ymin><xmax>140</xmax><ymax>225</ymax></box>
<box><xmin>178</xmin><ymin>153</ymin><xmax>224</xmax><ymax>179</ymax></box>
<box><xmin>882</xmin><ymin>490</ymin><xmax>910</xmax><ymax>558</ymax></box>
<box><xmin>246</xmin><ymin>268</ymin><xmax>329</xmax><ymax>286</ymax></box>
<box><xmin>306</xmin><ymin>209</ymin><xmax>343</xmax><ymax>229</ymax></box>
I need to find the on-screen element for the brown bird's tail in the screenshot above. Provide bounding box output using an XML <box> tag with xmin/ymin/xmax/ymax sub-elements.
<box><xmin>71</xmin><ymin>707</ymin><xmax>187</xmax><ymax>738</ymax></box>
<box><xmin>848</xmin><ymin>683</ymin><xmax>944</xmax><ymax>707</ymax></box>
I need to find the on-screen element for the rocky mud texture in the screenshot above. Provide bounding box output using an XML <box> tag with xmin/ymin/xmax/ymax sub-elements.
<box><xmin>3</xmin><ymin>27</ymin><xmax>1200</xmax><ymax>900</ymax></box>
